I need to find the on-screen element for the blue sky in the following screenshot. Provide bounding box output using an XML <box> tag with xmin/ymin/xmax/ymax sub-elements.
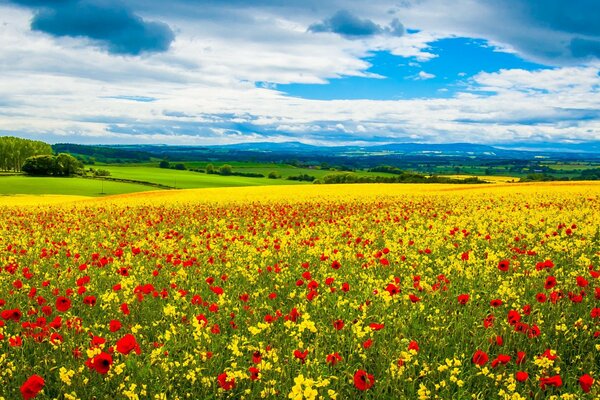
<box><xmin>0</xmin><ymin>0</ymin><xmax>598</xmax><ymax>145</ymax></box>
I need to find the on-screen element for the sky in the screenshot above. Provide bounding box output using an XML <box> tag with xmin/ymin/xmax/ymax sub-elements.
<box><xmin>0</xmin><ymin>0</ymin><xmax>599</xmax><ymax>146</ymax></box>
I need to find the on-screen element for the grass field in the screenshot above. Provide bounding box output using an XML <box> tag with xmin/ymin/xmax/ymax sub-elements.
<box><xmin>0</xmin><ymin>176</ymin><xmax>153</xmax><ymax>197</ymax></box>
<box><xmin>100</xmin><ymin>165</ymin><xmax>307</xmax><ymax>189</ymax></box>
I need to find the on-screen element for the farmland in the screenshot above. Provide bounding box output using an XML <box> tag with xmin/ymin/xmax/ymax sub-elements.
<box><xmin>0</xmin><ymin>182</ymin><xmax>599</xmax><ymax>399</ymax></box>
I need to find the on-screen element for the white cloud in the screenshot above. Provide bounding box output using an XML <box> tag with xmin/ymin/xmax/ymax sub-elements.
<box><xmin>416</xmin><ymin>71</ymin><xmax>436</xmax><ymax>80</ymax></box>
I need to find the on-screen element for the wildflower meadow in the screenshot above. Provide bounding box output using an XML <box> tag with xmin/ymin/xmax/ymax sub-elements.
<box><xmin>1</xmin><ymin>183</ymin><xmax>599</xmax><ymax>399</ymax></box>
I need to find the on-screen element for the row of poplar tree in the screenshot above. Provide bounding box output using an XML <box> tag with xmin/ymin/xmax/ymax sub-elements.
<box><xmin>0</xmin><ymin>136</ymin><xmax>53</xmax><ymax>172</ymax></box>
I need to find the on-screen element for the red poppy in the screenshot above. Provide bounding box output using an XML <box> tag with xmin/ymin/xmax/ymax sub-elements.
<box><xmin>515</xmin><ymin>371</ymin><xmax>529</xmax><ymax>382</ymax></box>
<box><xmin>579</xmin><ymin>374</ymin><xmax>594</xmax><ymax>393</ymax></box>
<box><xmin>1</xmin><ymin>308</ymin><xmax>22</xmax><ymax>322</ymax></box>
<box><xmin>457</xmin><ymin>294</ymin><xmax>470</xmax><ymax>305</ymax></box>
<box><xmin>20</xmin><ymin>375</ymin><xmax>44</xmax><ymax>400</ymax></box>
<box><xmin>497</xmin><ymin>260</ymin><xmax>510</xmax><ymax>272</ymax></box>
<box><xmin>536</xmin><ymin>293</ymin><xmax>547</xmax><ymax>303</ymax></box>
<box><xmin>91</xmin><ymin>352</ymin><xmax>113</xmax><ymax>374</ymax></box>
<box><xmin>385</xmin><ymin>283</ymin><xmax>400</xmax><ymax>296</ymax></box>
<box><xmin>331</xmin><ymin>260</ymin><xmax>341</xmax><ymax>270</ymax></box>
<box><xmin>576</xmin><ymin>276</ymin><xmax>589</xmax><ymax>287</ymax></box>
<box><xmin>507</xmin><ymin>310</ymin><xmax>521</xmax><ymax>325</ymax></box>
<box><xmin>591</xmin><ymin>308</ymin><xmax>600</xmax><ymax>319</ymax></box>
<box><xmin>294</xmin><ymin>349</ymin><xmax>308</xmax><ymax>363</ymax></box>
<box><xmin>333</xmin><ymin>319</ymin><xmax>344</xmax><ymax>330</ymax></box>
<box><xmin>491</xmin><ymin>354</ymin><xmax>510</xmax><ymax>368</ymax></box>
<box><xmin>83</xmin><ymin>296</ymin><xmax>96</xmax><ymax>306</ymax></box>
<box><xmin>539</xmin><ymin>349</ymin><xmax>557</xmax><ymax>361</ymax></box>
<box><xmin>490</xmin><ymin>299</ymin><xmax>502</xmax><ymax>307</ymax></box>
<box><xmin>370</xmin><ymin>323</ymin><xmax>384</xmax><ymax>331</ymax></box>
<box><xmin>409</xmin><ymin>294</ymin><xmax>421</xmax><ymax>303</ymax></box>
<box><xmin>217</xmin><ymin>372</ymin><xmax>235</xmax><ymax>390</ymax></box>
<box><xmin>252</xmin><ymin>351</ymin><xmax>261</xmax><ymax>364</ymax></box>
<box><xmin>326</xmin><ymin>352</ymin><xmax>342</xmax><ymax>366</ymax></box>
<box><xmin>116</xmin><ymin>334</ymin><xmax>141</xmax><ymax>355</ymax></box>
<box><xmin>55</xmin><ymin>297</ymin><xmax>71</xmax><ymax>312</ymax></box>
<box><xmin>540</xmin><ymin>375</ymin><xmax>562</xmax><ymax>390</ymax></box>
<box><xmin>472</xmin><ymin>350</ymin><xmax>489</xmax><ymax>366</ymax></box>
<box><xmin>363</xmin><ymin>338</ymin><xmax>373</xmax><ymax>349</ymax></box>
<box><xmin>483</xmin><ymin>314</ymin><xmax>495</xmax><ymax>328</ymax></box>
<box><xmin>109</xmin><ymin>320</ymin><xmax>122</xmax><ymax>332</ymax></box>
<box><xmin>353</xmin><ymin>370</ymin><xmax>375</xmax><ymax>391</ymax></box>
<box><xmin>544</xmin><ymin>276</ymin><xmax>557</xmax><ymax>290</ymax></box>
<box><xmin>516</xmin><ymin>351</ymin><xmax>526</xmax><ymax>365</ymax></box>
<box><xmin>528</xmin><ymin>325</ymin><xmax>541</xmax><ymax>338</ymax></box>
<box><xmin>249</xmin><ymin>367</ymin><xmax>260</xmax><ymax>381</ymax></box>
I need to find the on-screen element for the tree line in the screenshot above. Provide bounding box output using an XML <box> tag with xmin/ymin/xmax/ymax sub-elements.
<box><xmin>0</xmin><ymin>136</ymin><xmax>53</xmax><ymax>172</ymax></box>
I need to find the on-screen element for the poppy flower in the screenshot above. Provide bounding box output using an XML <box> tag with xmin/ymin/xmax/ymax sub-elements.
<box><xmin>55</xmin><ymin>297</ymin><xmax>71</xmax><ymax>312</ymax></box>
<box><xmin>539</xmin><ymin>349</ymin><xmax>557</xmax><ymax>361</ymax></box>
<box><xmin>116</xmin><ymin>334</ymin><xmax>141</xmax><ymax>355</ymax></box>
<box><xmin>370</xmin><ymin>323</ymin><xmax>384</xmax><ymax>331</ymax></box>
<box><xmin>507</xmin><ymin>310</ymin><xmax>521</xmax><ymax>325</ymax></box>
<box><xmin>540</xmin><ymin>375</ymin><xmax>562</xmax><ymax>390</ymax></box>
<box><xmin>457</xmin><ymin>294</ymin><xmax>470</xmax><ymax>305</ymax></box>
<box><xmin>490</xmin><ymin>299</ymin><xmax>502</xmax><ymax>307</ymax></box>
<box><xmin>331</xmin><ymin>260</ymin><xmax>341</xmax><ymax>270</ymax></box>
<box><xmin>579</xmin><ymin>374</ymin><xmax>594</xmax><ymax>393</ymax></box>
<box><xmin>20</xmin><ymin>375</ymin><xmax>44</xmax><ymax>400</ymax></box>
<box><xmin>326</xmin><ymin>352</ymin><xmax>342</xmax><ymax>366</ymax></box>
<box><xmin>363</xmin><ymin>338</ymin><xmax>373</xmax><ymax>349</ymax></box>
<box><xmin>294</xmin><ymin>349</ymin><xmax>308</xmax><ymax>363</ymax></box>
<box><xmin>497</xmin><ymin>260</ymin><xmax>510</xmax><ymax>272</ymax></box>
<box><xmin>385</xmin><ymin>283</ymin><xmax>400</xmax><ymax>296</ymax></box>
<box><xmin>353</xmin><ymin>370</ymin><xmax>375</xmax><ymax>391</ymax></box>
<box><xmin>91</xmin><ymin>352</ymin><xmax>113</xmax><ymax>374</ymax></box>
<box><xmin>591</xmin><ymin>308</ymin><xmax>600</xmax><ymax>319</ymax></box>
<box><xmin>515</xmin><ymin>371</ymin><xmax>529</xmax><ymax>382</ymax></box>
<box><xmin>544</xmin><ymin>276</ymin><xmax>557</xmax><ymax>290</ymax></box>
<box><xmin>333</xmin><ymin>319</ymin><xmax>344</xmax><ymax>330</ymax></box>
<box><xmin>249</xmin><ymin>367</ymin><xmax>260</xmax><ymax>381</ymax></box>
<box><xmin>109</xmin><ymin>320</ymin><xmax>122</xmax><ymax>332</ymax></box>
<box><xmin>536</xmin><ymin>293</ymin><xmax>547</xmax><ymax>303</ymax></box>
<box><xmin>408</xmin><ymin>340</ymin><xmax>419</xmax><ymax>352</ymax></box>
<box><xmin>516</xmin><ymin>351</ymin><xmax>526</xmax><ymax>365</ymax></box>
<box><xmin>83</xmin><ymin>296</ymin><xmax>96</xmax><ymax>306</ymax></box>
<box><xmin>409</xmin><ymin>294</ymin><xmax>421</xmax><ymax>303</ymax></box>
<box><xmin>217</xmin><ymin>372</ymin><xmax>235</xmax><ymax>390</ymax></box>
<box><xmin>491</xmin><ymin>354</ymin><xmax>510</xmax><ymax>368</ymax></box>
<box><xmin>1</xmin><ymin>308</ymin><xmax>22</xmax><ymax>322</ymax></box>
<box><xmin>472</xmin><ymin>350</ymin><xmax>489</xmax><ymax>366</ymax></box>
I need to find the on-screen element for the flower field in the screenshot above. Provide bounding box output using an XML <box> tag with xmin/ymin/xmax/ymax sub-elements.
<box><xmin>1</xmin><ymin>183</ymin><xmax>599</xmax><ymax>399</ymax></box>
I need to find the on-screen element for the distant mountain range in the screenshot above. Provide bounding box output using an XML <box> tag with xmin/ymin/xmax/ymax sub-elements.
<box><xmin>197</xmin><ymin>141</ymin><xmax>600</xmax><ymax>157</ymax></box>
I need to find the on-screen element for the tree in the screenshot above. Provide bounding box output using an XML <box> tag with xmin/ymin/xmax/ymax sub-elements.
<box><xmin>22</xmin><ymin>153</ymin><xmax>82</xmax><ymax>176</ymax></box>
<box><xmin>219</xmin><ymin>164</ymin><xmax>233</xmax><ymax>175</ymax></box>
<box><xmin>0</xmin><ymin>136</ymin><xmax>52</xmax><ymax>172</ymax></box>
<box><xmin>159</xmin><ymin>160</ymin><xmax>170</xmax><ymax>168</ymax></box>
<box><xmin>22</xmin><ymin>155</ymin><xmax>56</xmax><ymax>176</ymax></box>
<box><xmin>268</xmin><ymin>171</ymin><xmax>280</xmax><ymax>179</ymax></box>
<box><xmin>55</xmin><ymin>153</ymin><xmax>83</xmax><ymax>176</ymax></box>
<box><xmin>206</xmin><ymin>163</ymin><xmax>215</xmax><ymax>174</ymax></box>
<box><xmin>174</xmin><ymin>163</ymin><xmax>186</xmax><ymax>170</ymax></box>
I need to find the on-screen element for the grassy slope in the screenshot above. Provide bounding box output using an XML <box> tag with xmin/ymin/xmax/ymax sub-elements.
<box><xmin>0</xmin><ymin>176</ymin><xmax>152</xmax><ymax>197</ymax></box>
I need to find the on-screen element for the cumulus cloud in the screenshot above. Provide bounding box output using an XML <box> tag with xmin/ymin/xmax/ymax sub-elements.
<box><xmin>10</xmin><ymin>0</ymin><xmax>175</xmax><ymax>55</ymax></box>
<box><xmin>308</xmin><ymin>9</ymin><xmax>404</xmax><ymax>38</ymax></box>
<box><xmin>415</xmin><ymin>71</ymin><xmax>435</xmax><ymax>80</ymax></box>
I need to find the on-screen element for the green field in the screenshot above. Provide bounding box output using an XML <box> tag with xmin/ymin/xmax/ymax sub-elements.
<box><xmin>0</xmin><ymin>176</ymin><xmax>153</xmax><ymax>197</ymax></box>
<box><xmin>100</xmin><ymin>165</ymin><xmax>308</xmax><ymax>189</ymax></box>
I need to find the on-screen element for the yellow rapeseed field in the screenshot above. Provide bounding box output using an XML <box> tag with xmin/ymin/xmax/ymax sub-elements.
<box><xmin>1</xmin><ymin>182</ymin><xmax>599</xmax><ymax>399</ymax></box>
